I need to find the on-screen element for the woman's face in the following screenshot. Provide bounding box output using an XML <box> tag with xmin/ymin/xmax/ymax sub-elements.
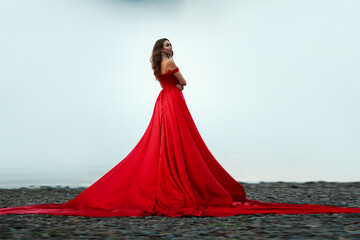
<box><xmin>162</xmin><ymin>40</ymin><xmax>172</xmax><ymax>55</ymax></box>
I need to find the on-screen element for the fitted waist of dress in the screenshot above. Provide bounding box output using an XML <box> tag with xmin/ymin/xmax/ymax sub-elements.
<box><xmin>162</xmin><ymin>84</ymin><xmax>178</xmax><ymax>89</ymax></box>
<box><xmin>158</xmin><ymin>75</ymin><xmax>179</xmax><ymax>89</ymax></box>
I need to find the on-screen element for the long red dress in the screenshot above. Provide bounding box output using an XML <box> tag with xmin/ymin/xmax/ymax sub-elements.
<box><xmin>1</xmin><ymin>67</ymin><xmax>360</xmax><ymax>217</ymax></box>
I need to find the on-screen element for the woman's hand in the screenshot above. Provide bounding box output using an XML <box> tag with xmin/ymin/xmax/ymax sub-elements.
<box><xmin>176</xmin><ymin>84</ymin><xmax>184</xmax><ymax>91</ymax></box>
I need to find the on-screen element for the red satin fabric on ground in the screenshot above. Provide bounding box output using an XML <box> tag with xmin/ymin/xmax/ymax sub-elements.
<box><xmin>1</xmin><ymin>67</ymin><xmax>360</xmax><ymax>217</ymax></box>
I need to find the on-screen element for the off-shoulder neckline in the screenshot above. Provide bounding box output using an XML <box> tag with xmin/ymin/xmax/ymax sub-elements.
<box><xmin>159</xmin><ymin>67</ymin><xmax>179</xmax><ymax>76</ymax></box>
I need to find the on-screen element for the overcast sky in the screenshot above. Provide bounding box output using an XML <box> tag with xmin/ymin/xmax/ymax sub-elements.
<box><xmin>0</xmin><ymin>0</ymin><xmax>359</xmax><ymax>187</ymax></box>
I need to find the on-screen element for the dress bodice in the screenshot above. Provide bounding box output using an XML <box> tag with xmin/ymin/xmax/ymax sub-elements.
<box><xmin>158</xmin><ymin>67</ymin><xmax>180</xmax><ymax>89</ymax></box>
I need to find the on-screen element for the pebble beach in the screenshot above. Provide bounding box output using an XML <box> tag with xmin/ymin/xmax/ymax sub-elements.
<box><xmin>0</xmin><ymin>181</ymin><xmax>359</xmax><ymax>239</ymax></box>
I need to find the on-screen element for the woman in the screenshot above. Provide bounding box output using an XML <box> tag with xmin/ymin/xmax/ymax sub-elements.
<box><xmin>0</xmin><ymin>38</ymin><xmax>359</xmax><ymax>217</ymax></box>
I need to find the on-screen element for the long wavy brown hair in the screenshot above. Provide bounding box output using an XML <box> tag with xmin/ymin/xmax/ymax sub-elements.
<box><xmin>150</xmin><ymin>38</ymin><xmax>174</xmax><ymax>80</ymax></box>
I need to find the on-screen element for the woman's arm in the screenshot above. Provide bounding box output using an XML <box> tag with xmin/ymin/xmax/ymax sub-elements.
<box><xmin>174</xmin><ymin>71</ymin><xmax>186</xmax><ymax>86</ymax></box>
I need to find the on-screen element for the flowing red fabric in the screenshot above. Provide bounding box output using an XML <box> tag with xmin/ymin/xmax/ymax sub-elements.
<box><xmin>1</xmin><ymin>67</ymin><xmax>360</xmax><ymax>217</ymax></box>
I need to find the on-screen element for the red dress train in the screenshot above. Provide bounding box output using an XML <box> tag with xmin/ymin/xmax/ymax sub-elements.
<box><xmin>1</xmin><ymin>67</ymin><xmax>359</xmax><ymax>217</ymax></box>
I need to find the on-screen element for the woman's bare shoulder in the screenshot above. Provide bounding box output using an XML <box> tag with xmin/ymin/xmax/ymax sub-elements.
<box><xmin>163</xmin><ymin>59</ymin><xmax>177</xmax><ymax>69</ymax></box>
<box><xmin>161</xmin><ymin>59</ymin><xmax>178</xmax><ymax>74</ymax></box>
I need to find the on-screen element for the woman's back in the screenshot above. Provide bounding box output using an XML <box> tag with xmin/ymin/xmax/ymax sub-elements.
<box><xmin>160</xmin><ymin>59</ymin><xmax>187</xmax><ymax>87</ymax></box>
<box><xmin>158</xmin><ymin>67</ymin><xmax>180</xmax><ymax>89</ymax></box>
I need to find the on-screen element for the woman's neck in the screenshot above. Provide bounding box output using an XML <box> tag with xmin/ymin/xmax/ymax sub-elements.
<box><xmin>161</xmin><ymin>52</ymin><xmax>172</xmax><ymax>60</ymax></box>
